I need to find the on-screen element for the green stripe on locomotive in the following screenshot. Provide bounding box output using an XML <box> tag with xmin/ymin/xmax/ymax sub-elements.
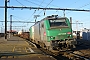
<box><xmin>29</xmin><ymin>26</ymin><xmax>34</xmax><ymax>40</ymax></box>
<box><xmin>29</xmin><ymin>27</ymin><xmax>32</xmax><ymax>39</ymax></box>
<box><xmin>44</xmin><ymin>18</ymin><xmax>73</xmax><ymax>42</ymax></box>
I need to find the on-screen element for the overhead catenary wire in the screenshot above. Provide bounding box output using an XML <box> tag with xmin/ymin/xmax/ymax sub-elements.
<box><xmin>26</xmin><ymin>0</ymin><xmax>45</xmax><ymax>21</ymax></box>
<box><xmin>0</xmin><ymin>0</ymin><xmax>89</xmax><ymax>23</ymax></box>
<box><xmin>13</xmin><ymin>0</ymin><xmax>83</xmax><ymax>23</ymax></box>
<box><xmin>31</xmin><ymin>0</ymin><xmax>59</xmax><ymax>7</ymax></box>
<box><xmin>13</xmin><ymin>15</ymin><xmax>26</xmax><ymax>20</ymax></box>
<box><xmin>67</xmin><ymin>0</ymin><xmax>82</xmax><ymax>7</ymax></box>
<box><xmin>15</xmin><ymin>0</ymin><xmax>25</xmax><ymax>6</ymax></box>
<box><xmin>29</xmin><ymin>0</ymin><xmax>54</xmax><ymax>22</ymax></box>
<box><xmin>39</xmin><ymin>0</ymin><xmax>44</xmax><ymax>6</ymax></box>
<box><xmin>13</xmin><ymin>16</ymin><xmax>22</xmax><ymax>23</ymax></box>
<box><xmin>33</xmin><ymin>0</ymin><xmax>83</xmax><ymax>16</ymax></box>
<box><xmin>0</xmin><ymin>6</ymin><xmax>90</xmax><ymax>11</ymax></box>
<box><xmin>11</xmin><ymin>16</ymin><xmax>35</xmax><ymax>30</ymax></box>
<box><xmin>79</xmin><ymin>2</ymin><xmax>90</xmax><ymax>8</ymax></box>
<box><xmin>26</xmin><ymin>10</ymin><xmax>36</xmax><ymax>22</ymax></box>
<box><xmin>33</xmin><ymin>0</ymin><xmax>81</xmax><ymax>8</ymax></box>
<box><xmin>24</xmin><ymin>0</ymin><xmax>43</xmax><ymax>7</ymax></box>
<box><xmin>0</xmin><ymin>6</ymin><xmax>90</xmax><ymax>12</ymax></box>
<box><xmin>0</xmin><ymin>21</ymin><xmax>35</xmax><ymax>23</ymax></box>
<box><xmin>66</xmin><ymin>2</ymin><xmax>90</xmax><ymax>15</ymax></box>
<box><xmin>13</xmin><ymin>15</ymin><xmax>33</xmax><ymax>28</ymax></box>
<box><xmin>22</xmin><ymin>0</ymin><xmax>44</xmax><ymax>21</ymax></box>
<box><xmin>61</xmin><ymin>0</ymin><xmax>81</xmax><ymax>16</ymax></box>
<box><xmin>45</xmin><ymin>0</ymin><xmax>53</xmax><ymax>7</ymax></box>
<box><xmin>38</xmin><ymin>0</ymin><xmax>53</xmax><ymax>15</ymax></box>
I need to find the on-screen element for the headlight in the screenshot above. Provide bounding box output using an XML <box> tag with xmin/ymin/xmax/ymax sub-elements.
<box><xmin>50</xmin><ymin>36</ymin><xmax>55</xmax><ymax>39</ymax></box>
<box><xmin>50</xmin><ymin>36</ymin><xmax>53</xmax><ymax>38</ymax></box>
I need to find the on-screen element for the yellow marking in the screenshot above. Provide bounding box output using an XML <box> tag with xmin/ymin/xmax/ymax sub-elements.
<box><xmin>28</xmin><ymin>47</ymin><xmax>34</xmax><ymax>53</ymax></box>
<box><xmin>25</xmin><ymin>47</ymin><xmax>27</xmax><ymax>52</ymax></box>
<box><xmin>12</xmin><ymin>46</ymin><xmax>15</xmax><ymax>52</ymax></box>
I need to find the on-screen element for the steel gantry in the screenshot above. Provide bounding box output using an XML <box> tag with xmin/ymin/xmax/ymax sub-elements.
<box><xmin>0</xmin><ymin>6</ymin><xmax>90</xmax><ymax>12</ymax></box>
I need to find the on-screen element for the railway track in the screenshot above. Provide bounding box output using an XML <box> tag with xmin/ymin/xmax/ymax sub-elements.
<box><xmin>62</xmin><ymin>50</ymin><xmax>90</xmax><ymax>60</ymax></box>
<box><xmin>39</xmin><ymin>47</ymin><xmax>90</xmax><ymax>60</ymax></box>
<box><xmin>39</xmin><ymin>48</ymin><xmax>70</xmax><ymax>60</ymax></box>
<box><xmin>26</xmin><ymin>40</ymin><xmax>69</xmax><ymax>60</ymax></box>
<box><xmin>26</xmin><ymin>39</ymin><xmax>90</xmax><ymax>60</ymax></box>
<box><xmin>61</xmin><ymin>39</ymin><xmax>90</xmax><ymax>60</ymax></box>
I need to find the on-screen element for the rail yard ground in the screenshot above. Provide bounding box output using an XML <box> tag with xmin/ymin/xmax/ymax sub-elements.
<box><xmin>0</xmin><ymin>34</ymin><xmax>90</xmax><ymax>60</ymax></box>
<box><xmin>0</xmin><ymin>35</ymin><xmax>56</xmax><ymax>60</ymax></box>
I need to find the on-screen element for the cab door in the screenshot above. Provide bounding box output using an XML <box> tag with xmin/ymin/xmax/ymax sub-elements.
<box><xmin>40</xmin><ymin>21</ymin><xmax>44</xmax><ymax>41</ymax></box>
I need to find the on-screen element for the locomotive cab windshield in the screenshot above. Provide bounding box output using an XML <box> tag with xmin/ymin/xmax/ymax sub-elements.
<box><xmin>49</xmin><ymin>18</ymin><xmax>68</xmax><ymax>28</ymax></box>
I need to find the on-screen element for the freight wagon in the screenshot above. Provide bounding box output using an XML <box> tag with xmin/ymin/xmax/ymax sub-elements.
<box><xmin>30</xmin><ymin>15</ymin><xmax>77</xmax><ymax>50</ymax></box>
<box><xmin>18</xmin><ymin>32</ymin><xmax>29</xmax><ymax>40</ymax></box>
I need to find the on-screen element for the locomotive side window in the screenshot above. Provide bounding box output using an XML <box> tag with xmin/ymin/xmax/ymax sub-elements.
<box><xmin>49</xmin><ymin>18</ymin><xmax>68</xmax><ymax>27</ymax></box>
<box><xmin>41</xmin><ymin>24</ymin><xmax>44</xmax><ymax>28</ymax></box>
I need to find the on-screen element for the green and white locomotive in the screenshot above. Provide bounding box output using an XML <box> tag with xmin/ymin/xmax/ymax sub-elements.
<box><xmin>30</xmin><ymin>15</ymin><xmax>77</xmax><ymax>50</ymax></box>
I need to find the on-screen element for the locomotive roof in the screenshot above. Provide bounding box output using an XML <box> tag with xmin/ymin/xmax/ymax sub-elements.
<box><xmin>30</xmin><ymin>16</ymin><xmax>68</xmax><ymax>27</ymax></box>
<box><xmin>40</xmin><ymin>16</ymin><xmax>68</xmax><ymax>21</ymax></box>
<box><xmin>44</xmin><ymin>16</ymin><xmax>67</xmax><ymax>20</ymax></box>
